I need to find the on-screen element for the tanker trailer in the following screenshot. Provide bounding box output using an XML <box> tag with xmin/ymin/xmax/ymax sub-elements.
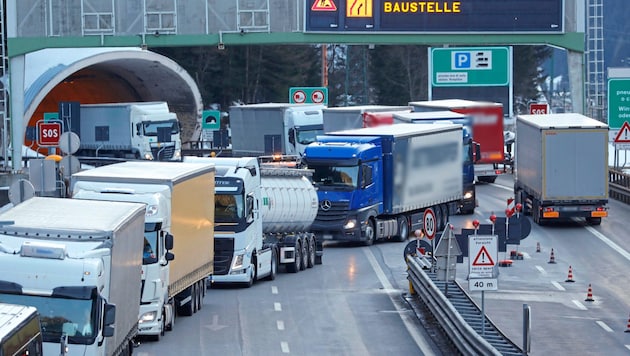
<box><xmin>259</xmin><ymin>165</ymin><xmax>321</xmax><ymax>272</ymax></box>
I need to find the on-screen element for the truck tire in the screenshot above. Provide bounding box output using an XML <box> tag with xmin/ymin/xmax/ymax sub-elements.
<box><xmin>307</xmin><ymin>236</ymin><xmax>316</xmax><ymax>268</ymax></box>
<box><xmin>478</xmin><ymin>176</ymin><xmax>497</xmax><ymax>183</ymax></box>
<box><xmin>287</xmin><ymin>242</ymin><xmax>302</xmax><ymax>273</ymax></box>
<box><xmin>178</xmin><ymin>287</ymin><xmax>195</xmax><ymax>317</ymax></box>
<box><xmin>395</xmin><ymin>216</ymin><xmax>409</xmax><ymax>242</ymax></box>
<box><xmin>300</xmin><ymin>238</ymin><xmax>308</xmax><ymax>271</ymax></box>
<box><xmin>363</xmin><ymin>219</ymin><xmax>375</xmax><ymax>246</ymax></box>
<box><xmin>196</xmin><ymin>280</ymin><xmax>203</xmax><ymax>311</ymax></box>
<box><xmin>586</xmin><ymin>217</ymin><xmax>602</xmax><ymax>225</ymax></box>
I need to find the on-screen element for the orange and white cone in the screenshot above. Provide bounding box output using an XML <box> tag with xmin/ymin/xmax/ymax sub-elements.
<box><xmin>565</xmin><ymin>265</ymin><xmax>575</xmax><ymax>283</ymax></box>
<box><xmin>548</xmin><ymin>248</ymin><xmax>556</xmax><ymax>264</ymax></box>
<box><xmin>625</xmin><ymin>313</ymin><xmax>630</xmax><ymax>333</ymax></box>
<box><xmin>585</xmin><ymin>284</ymin><xmax>594</xmax><ymax>302</ymax></box>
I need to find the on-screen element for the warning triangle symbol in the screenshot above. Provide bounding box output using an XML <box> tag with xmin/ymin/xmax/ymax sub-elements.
<box><xmin>614</xmin><ymin>121</ymin><xmax>630</xmax><ymax>143</ymax></box>
<box><xmin>472</xmin><ymin>246</ymin><xmax>495</xmax><ymax>266</ymax></box>
<box><xmin>312</xmin><ymin>0</ymin><xmax>337</xmax><ymax>11</ymax></box>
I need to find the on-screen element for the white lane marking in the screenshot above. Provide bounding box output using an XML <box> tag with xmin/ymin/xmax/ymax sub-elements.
<box><xmin>276</xmin><ymin>320</ymin><xmax>285</xmax><ymax>331</ymax></box>
<box><xmin>521</xmin><ymin>251</ymin><xmax>531</xmax><ymax>259</ymax></box>
<box><xmin>271</xmin><ymin>286</ymin><xmax>278</xmax><ymax>294</ymax></box>
<box><xmin>491</xmin><ymin>183</ymin><xmax>513</xmax><ymax>192</ymax></box>
<box><xmin>280</xmin><ymin>341</ymin><xmax>290</xmax><ymax>353</ymax></box>
<box><xmin>584</xmin><ymin>224</ymin><xmax>630</xmax><ymax>262</ymax></box>
<box><xmin>625</xmin><ymin>345</ymin><xmax>630</xmax><ymax>351</ymax></box>
<box><xmin>363</xmin><ymin>248</ymin><xmax>438</xmax><ymax>356</ymax></box>
<box><xmin>596</xmin><ymin>320</ymin><xmax>614</xmax><ymax>332</ymax></box>
<box><xmin>551</xmin><ymin>281</ymin><xmax>565</xmax><ymax>291</ymax></box>
<box><xmin>535</xmin><ymin>265</ymin><xmax>547</xmax><ymax>275</ymax></box>
<box><xmin>572</xmin><ymin>300</ymin><xmax>587</xmax><ymax>310</ymax></box>
<box><xmin>274</xmin><ymin>302</ymin><xmax>282</xmax><ymax>311</ymax></box>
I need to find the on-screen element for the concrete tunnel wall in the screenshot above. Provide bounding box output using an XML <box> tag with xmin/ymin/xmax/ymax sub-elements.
<box><xmin>23</xmin><ymin>47</ymin><xmax>202</xmax><ymax>154</ymax></box>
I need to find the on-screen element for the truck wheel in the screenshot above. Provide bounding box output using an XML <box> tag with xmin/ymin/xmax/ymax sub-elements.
<box><xmin>363</xmin><ymin>220</ymin><xmax>375</xmax><ymax>246</ymax></box>
<box><xmin>395</xmin><ymin>216</ymin><xmax>409</xmax><ymax>242</ymax></box>
<box><xmin>287</xmin><ymin>242</ymin><xmax>301</xmax><ymax>273</ymax></box>
<box><xmin>307</xmin><ymin>236</ymin><xmax>316</xmax><ymax>268</ymax></box>
<box><xmin>178</xmin><ymin>288</ymin><xmax>195</xmax><ymax>317</ymax></box>
<box><xmin>300</xmin><ymin>239</ymin><xmax>308</xmax><ymax>271</ymax></box>
<box><xmin>266</xmin><ymin>248</ymin><xmax>278</xmax><ymax>280</ymax></box>
<box><xmin>586</xmin><ymin>217</ymin><xmax>601</xmax><ymax>225</ymax></box>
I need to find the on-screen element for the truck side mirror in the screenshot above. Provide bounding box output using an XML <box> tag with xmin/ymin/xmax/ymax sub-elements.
<box><xmin>104</xmin><ymin>303</ymin><xmax>116</xmax><ymax>326</ymax></box>
<box><xmin>103</xmin><ymin>326</ymin><xmax>114</xmax><ymax>338</ymax></box>
<box><xmin>164</xmin><ymin>233</ymin><xmax>174</xmax><ymax>250</ymax></box>
<box><xmin>165</xmin><ymin>251</ymin><xmax>175</xmax><ymax>261</ymax></box>
<box><xmin>288</xmin><ymin>128</ymin><xmax>296</xmax><ymax>145</ymax></box>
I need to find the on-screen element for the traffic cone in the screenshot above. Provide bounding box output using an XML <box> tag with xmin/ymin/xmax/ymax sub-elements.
<box><xmin>548</xmin><ymin>248</ymin><xmax>556</xmax><ymax>264</ymax></box>
<box><xmin>536</xmin><ymin>242</ymin><xmax>541</xmax><ymax>253</ymax></box>
<box><xmin>585</xmin><ymin>284</ymin><xmax>594</xmax><ymax>302</ymax></box>
<box><xmin>565</xmin><ymin>265</ymin><xmax>575</xmax><ymax>282</ymax></box>
<box><xmin>625</xmin><ymin>314</ymin><xmax>630</xmax><ymax>333</ymax></box>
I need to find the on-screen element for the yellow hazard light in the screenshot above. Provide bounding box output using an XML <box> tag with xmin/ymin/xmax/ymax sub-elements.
<box><xmin>488</xmin><ymin>153</ymin><xmax>504</xmax><ymax>160</ymax></box>
<box><xmin>542</xmin><ymin>211</ymin><xmax>559</xmax><ymax>218</ymax></box>
<box><xmin>591</xmin><ymin>211</ymin><xmax>607</xmax><ymax>218</ymax></box>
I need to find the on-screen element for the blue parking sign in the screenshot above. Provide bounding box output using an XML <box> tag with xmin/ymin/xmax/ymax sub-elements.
<box><xmin>453</xmin><ymin>52</ymin><xmax>471</xmax><ymax>69</ymax></box>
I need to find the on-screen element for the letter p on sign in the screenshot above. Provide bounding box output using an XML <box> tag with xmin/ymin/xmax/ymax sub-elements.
<box><xmin>453</xmin><ymin>52</ymin><xmax>471</xmax><ymax>69</ymax></box>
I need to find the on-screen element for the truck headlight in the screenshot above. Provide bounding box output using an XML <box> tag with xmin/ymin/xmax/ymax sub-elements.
<box><xmin>344</xmin><ymin>219</ymin><xmax>357</xmax><ymax>230</ymax></box>
<box><xmin>144</xmin><ymin>152</ymin><xmax>155</xmax><ymax>160</ymax></box>
<box><xmin>139</xmin><ymin>311</ymin><xmax>157</xmax><ymax>323</ymax></box>
<box><xmin>174</xmin><ymin>149</ymin><xmax>181</xmax><ymax>159</ymax></box>
<box><xmin>232</xmin><ymin>253</ymin><xmax>245</xmax><ymax>269</ymax></box>
<box><xmin>464</xmin><ymin>191</ymin><xmax>474</xmax><ymax>199</ymax></box>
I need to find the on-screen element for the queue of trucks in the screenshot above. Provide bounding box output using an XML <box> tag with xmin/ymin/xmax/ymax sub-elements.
<box><xmin>0</xmin><ymin>302</ymin><xmax>43</xmax><ymax>356</ymax></box>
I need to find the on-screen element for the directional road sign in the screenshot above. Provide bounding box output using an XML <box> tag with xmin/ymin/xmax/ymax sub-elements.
<box><xmin>431</xmin><ymin>47</ymin><xmax>510</xmax><ymax>87</ymax></box>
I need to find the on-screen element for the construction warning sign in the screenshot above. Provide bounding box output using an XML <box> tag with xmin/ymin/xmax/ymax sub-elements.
<box><xmin>312</xmin><ymin>0</ymin><xmax>337</xmax><ymax>11</ymax></box>
<box><xmin>468</xmin><ymin>234</ymin><xmax>498</xmax><ymax>278</ymax></box>
<box><xmin>614</xmin><ymin>121</ymin><xmax>630</xmax><ymax>143</ymax></box>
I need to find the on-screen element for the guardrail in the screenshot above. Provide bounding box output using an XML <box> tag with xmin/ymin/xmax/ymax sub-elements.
<box><xmin>609</xmin><ymin>168</ymin><xmax>630</xmax><ymax>204</ymax></box>
<box><xmin>407</xmin><ymin>256</ymin><xmax>523</xmax><ymax>356</ymax></box>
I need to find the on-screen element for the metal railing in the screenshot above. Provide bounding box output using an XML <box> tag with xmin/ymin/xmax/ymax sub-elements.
<box><xmin>609</xmin><ymin>168</ymin><xmax>630</xmax><ymax>205</ymax></box>
<box><xmin>407</xmin><ymin>256</ymin><xmax>523</xmax><ymax>355</ymax></box>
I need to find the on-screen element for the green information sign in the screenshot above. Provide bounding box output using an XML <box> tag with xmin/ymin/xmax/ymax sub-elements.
<box><xmin>607</xmin><ymin>78</ymin><xmax>630</xmax><ymax>130</ymax></box>
<box><xmin>431</xmin><ymin>47</ymin><xmax>510</xmax><ymax>87</ymax></box>
<box><xmin>289</xmin><ymin>87</ymin><xmax>328</xmax><ymax>105</ymax></box>
<box><xmin>202</xmin><ymin>110</ymin><xmax>221</xmax><ymax>130</ymax></box>
<box><xmin>44</xmin><ymin>112</ymin><xmax>59</xmax><ymax>122</ymax></box>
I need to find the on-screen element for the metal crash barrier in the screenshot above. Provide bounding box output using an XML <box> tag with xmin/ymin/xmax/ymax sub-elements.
<box><xmin>406</xmin><ymin>254</ymin><xmax>523</xmax><ymax>356</ymax></box>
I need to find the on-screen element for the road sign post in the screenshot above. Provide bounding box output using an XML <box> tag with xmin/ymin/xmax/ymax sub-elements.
<box><xmin>37</xmin><ymin>120</ymin><xmax>62</xmax><ymax>147</ymax></box>
<box><xmin>528</xmin><ymin>103</ymin><xmax>549</xmax><ymax>115</ymax></box>
<box><xmin>468</xmin><ymin>234</ymin><xmax>498</xmax><ymax>291</ymax></box>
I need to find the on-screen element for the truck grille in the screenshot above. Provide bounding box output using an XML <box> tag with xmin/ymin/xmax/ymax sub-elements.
<box><xmin>151</xmin><ymin>146</ymin><xmax>175</xmax><ymax>160</ymax></box>
<box><xmin>315</xmin><ymin>201</ymin><xmax>350</xmax><ymax>224</ymax></box>
<box><xmin>213</xmin><ymin>238</ymin><xmax>234</xmax><ymax>275</ymax></box>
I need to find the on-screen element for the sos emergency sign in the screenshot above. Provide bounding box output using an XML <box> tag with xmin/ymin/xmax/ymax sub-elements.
<box><xmin>37</xmin><ymin>120</ymin><xmax>62</xmax><ymax>146</ymax></box>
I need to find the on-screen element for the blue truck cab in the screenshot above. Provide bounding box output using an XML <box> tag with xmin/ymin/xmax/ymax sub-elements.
<box><xmin>303</xmin><ymin>123</ymin><xmax>463</xmax><ymax>246</ymax></box>
<box><xmin>392</xmin><ymin>111</ymin><xmax>480</xmax><ymax>214</ymax></box>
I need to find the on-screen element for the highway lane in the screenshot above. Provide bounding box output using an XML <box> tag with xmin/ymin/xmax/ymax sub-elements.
<box><xmin>135</xmin><ymin>239</ymin><xmax>449</xmax><ymax>356</ymax></box>
<box><xmin>449</xmin><ymin>173</ymin><xmax>630</xmax><ymax>355</ymax></box>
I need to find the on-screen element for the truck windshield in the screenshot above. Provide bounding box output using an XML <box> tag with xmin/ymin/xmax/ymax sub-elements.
<box><xmin>0</xmin><ymin>294</ymin><xmax>96</xmax><ymax>345</ymax></box>
<box><xmin>296</xmin><ymin>128</ymin><xmax>323</xmax><ymax>145</ymax></box>
<box><xmin>143</xmin><ymin>225</ymin><xmax>159</xmax><ymax>265</ymax></box>
<box><xmin>215</xmin><ymin>193</ymin><xmax>244</xmax><ymax>222</ymax></box>
<box><xmin>142</xmin><ymin>120</ymin><xmax>179</xmax><ymax>136</ymax></box>
<box><xmin>311</xmin><ymin>165</ymin><xmax>359</xmax><ymax>188</ymax></box>
<box><xmin>463</xmin><ymin>142</ymin><xmax>472</xmax><ymax>164</ymax></box>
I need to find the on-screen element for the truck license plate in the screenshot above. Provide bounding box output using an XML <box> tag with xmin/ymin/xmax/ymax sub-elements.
<box><xmin>323</xmin><ymin>234</ymin><xmax>333</xmax><ymax>240</ymax></box>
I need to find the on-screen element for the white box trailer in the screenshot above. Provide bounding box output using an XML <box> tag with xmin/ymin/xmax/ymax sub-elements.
<box><xmin>0</xmin><ymin>197</ymin><xmax>146</xmax><ymax>356</ymax></box>
<box><xmin>514</xmin><ymin>113</ymin><xmax>609</xmax><ymax>225</ymax></box>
